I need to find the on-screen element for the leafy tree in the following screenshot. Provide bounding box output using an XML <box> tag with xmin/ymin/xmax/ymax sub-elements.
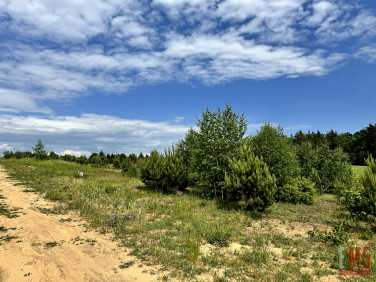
<box><xmin>296</xmin><ymin>142</ymin><xmax>318</xmax><ymax>179</ymax></box>
<box><xmin>32</xmin><ymin>139</ymin><xmax>48</xmax><ymax>160</ymax></box>
<box><xmin>49</xmin><ymin>151</ymin><xmax>59</xmax><ymax>160</ymax></box>
<box><xmin>250</xmin><ymin>123</ymin><xmax>300</xmax><ymax>187</ymax></box>
<box><xmin>225</xmin><ymin>145</ymin><xmax>276</xmax><ymax>214</ymax></box>
<box><xmin>188</xmin><ymin>105</ymin><xmax>247</xmax><ymax>198</ymax></box>
<box><xmin>3</xmin><ymin>151</ymin><xmax>13</xmax><ymax>159</ymax></box>
<box><xmin>177</xmin><ymin>128</ymin><xmax>199</xmax><ymax>184</ymax></box>
<box><xmin>316</xmin><ymin>144</ymin><xmax>352</xmax><ymax>192</ymax></box>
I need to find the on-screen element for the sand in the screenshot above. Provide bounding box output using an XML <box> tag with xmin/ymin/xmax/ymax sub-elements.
<box><xmin>0</xmin><ymin>166</ymin><xmax>159</xmax><ymax>282</ymax></box>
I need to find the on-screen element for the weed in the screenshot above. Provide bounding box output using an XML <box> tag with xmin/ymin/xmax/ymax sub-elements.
<box><xmin>0</xmin><ymin>234</ymin><xmax>18</xmax><ymax>245</ymax></box>
<box><xmin>308</xmin><ymin>221</ymin><xmax>349</xmax><ymax>245</ymax></box>
<box><xmin>59</xmin><ymin>218</ymin><xmax>72</xmax><ymax>223</ymax></box>
<box><xmin>37</xmin><ymin>206</ymin><xmax>67</xmax><ymax>215</ymax></box>
<box><xmin>119</xmin><ymin>261</ymin><xmax>135</xmax><ymax>269</ymax></box>
<box><xmin>204</xmin><ymin>225</ymin><xmax>232</xmax><ymax>247</ymax></box>
<box><xmin>240</xmin><ymin>247</ymin><xmax>270</xmax><ymax>265</ymax></box>
<box><xmin>45</xmin><ymin>241</ymin><xmax>59</xmax><ymax>248</ymax></box>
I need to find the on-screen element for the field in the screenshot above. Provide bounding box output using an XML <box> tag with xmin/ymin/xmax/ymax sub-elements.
<box><xmin>1</xmin><ymin>158</ymin><xmax>375</xmax><ymax>281</ymax></box>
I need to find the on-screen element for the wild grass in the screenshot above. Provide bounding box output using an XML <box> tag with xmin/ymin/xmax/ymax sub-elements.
<box><xmin>0</xmin><ymin>158</ymin><xmax>375</xmax><ymax>280</ymax></box>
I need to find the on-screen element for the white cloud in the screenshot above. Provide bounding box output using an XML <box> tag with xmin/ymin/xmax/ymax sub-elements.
<box><xmin>0</xmin><ymin>144</ymin><xmax>12</xmax><ymax>151</ymax></box>
<box><xmin>58</xmin><ymin>150</ymin><xmax>91</xmax><ymax>157</ymax></box>
<box><xmin>306</xmin><ymin>1</ymin><xmax>336</xmax><ymax>26</ymax></box>
<box><xmin>0</xmin><ymin>114</ymin><xmax>190</xmax><ymax>154</ymax></box>
<box><xmin>0</xmin><ymin>0</ymin><xmax>374</xmax><ymax>114</ymax></box>
<box><xmin>164</xmin><ymin>33</ymin><xmax>346</xmax><ymax>82</ymax></box>
<box><xmin>0</xmin><ymin>88</ymin><xmax>51</xmax><ymax>113</ymax></box>
<box><xmin>355</xmin><ymin>44</ymin><xmax>376</xmax><ymax>62</ymax></box>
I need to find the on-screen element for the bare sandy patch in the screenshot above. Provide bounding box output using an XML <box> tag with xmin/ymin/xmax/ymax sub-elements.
<box><xmin>248</xmin><ymin>218</ymin><xmax>330</xmax><ymax>239</ymax></box>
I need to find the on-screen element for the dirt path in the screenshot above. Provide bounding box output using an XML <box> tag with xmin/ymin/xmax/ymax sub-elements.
<box><xmin>0</xmin><ymin>166</ymin><xmax>159</xmax><ymax>282</ymax></box>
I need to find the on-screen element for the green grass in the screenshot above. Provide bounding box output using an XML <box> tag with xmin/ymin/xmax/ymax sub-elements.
<box><xmin>352</xmin><ymin>165</ymin><xmax>367</xmax><ymax>179</ymax></box>
<box><xmin>1</xmin><ymin>158</ymin><xmax>375</xmax><ymax>280</ymax></box>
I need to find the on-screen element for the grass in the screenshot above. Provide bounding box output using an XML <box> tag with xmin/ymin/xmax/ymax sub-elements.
<box><xmin>0</xmin><ymin>158</ymin><xmax>375</xmax><ymax>280</ymax></box>
<box><xmin>352</xmin><ymin>165</ymin><xmax>367</xmax><ymax>179</ymax></box>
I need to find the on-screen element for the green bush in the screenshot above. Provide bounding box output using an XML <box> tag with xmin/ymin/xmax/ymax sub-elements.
<box><xmin>224</xmin><ymin>145</ymin><xmax>276</xmax><ymax>214</ymax></box>
<box><xmin>344</xmin><ymin>154</ymin><xmax>376</xmax><ymax>219</ymax></box>
<box><xmin>140</xmin><ymin>147</ymin><xmax>188</xmax><ymax>193</ymax></box>
<box><xmin>276</xmin><ymin>177</ymin><xmax>315</xmax><ymax>205</ymax></box>
<box><xmin>140</xmin><ymin>150</ymin><xmax>162</xmax><ymax>188</ymax></box>
<box><xmin>158</xmin><ymin>147</ymin><xmax>188</xmax><ymax>193</ymax></box>
<box><xmin>126</xmin><ymin>164</ymin><xmax>140</xmax><ymax>178</ymax></box>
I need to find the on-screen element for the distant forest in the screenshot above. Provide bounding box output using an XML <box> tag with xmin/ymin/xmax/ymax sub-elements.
<box><xmin>2</xmin><ymin>123</ymin><xmax>376</xmax><ymax>166</ymax></box>
<box><xmin>292</xmin><ymin>123</ymin><xmax>376</xmax><ymax>165</ymax></box>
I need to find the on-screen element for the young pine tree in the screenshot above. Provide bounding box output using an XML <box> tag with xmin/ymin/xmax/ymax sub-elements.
<box><xmin>32</xmin><ymin>139</ymin><xmax>48</xmax><ymax>160</ymax></box>
<box><xmin>225</xmin><ymin>145</ymin><xmax>276</xmax><ymax>214</ymax></box>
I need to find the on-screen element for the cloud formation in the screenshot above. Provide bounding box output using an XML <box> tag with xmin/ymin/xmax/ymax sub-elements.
<box><xmin>0</xmin><ymin>1</ymin><xmax>375</xmax><ymax>153</ymax></box>
<box><xmin>0</xmin><ymin>0</ymin><xmax>375</xmax><ymax>113</ymax></box>
<box><xmin>0</xmin><ymin>114</ymin><xmax>190</xmax><ymax>154</ymax></box>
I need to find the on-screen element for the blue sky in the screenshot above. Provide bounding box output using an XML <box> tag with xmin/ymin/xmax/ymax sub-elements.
<box><xmin>0</xmin><ymin>0</ymin><xmax>375</xmax><ymax>155</ymax></box>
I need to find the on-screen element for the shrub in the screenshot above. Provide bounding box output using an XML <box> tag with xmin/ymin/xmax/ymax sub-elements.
<box><xmin>276</xmin><ymin>177</ymin><xmax>315</xmax><ymax>205</ymax></box>
<box><xmin>158</xmin><ymin>147</ymin><xmax>188</xmax><ymax>193</ymax></box>
<box><xmin>344</xmin><ymin>154</ymin><xmax>376</xmax><ymax>219</ymax></box>
<box><xmin>140</xmin><ymin>147</ymin><xmax>188</xmax><ymax>193</ymax></box>
<box><xmin>140</xmin><ymin>150</ymin><xmax>161</xmax><ymax>188</ymax></box>
<box><xmin>224</xmin><ymin>145</ymin><xmax>276</xmax><ymax>214</ymax></box>
<box><xmin>126</xmin><ymin>164</ymin><xmax>140</xmax><ymax>178</ymax></box>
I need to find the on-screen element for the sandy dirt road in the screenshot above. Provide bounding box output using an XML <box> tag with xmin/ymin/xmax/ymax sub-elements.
<box><xmin>0</xmin><ymin>166</ymin><xmax>159</xmax><ymax>282</ymax></box>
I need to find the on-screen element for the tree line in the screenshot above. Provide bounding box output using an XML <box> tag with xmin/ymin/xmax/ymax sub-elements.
<box><xmin>3</xmin><ymin>139</ymin><xmax>147</xmax><ymax>176</ymax></box>
<box><xmin>292</xmin><ymin>124</ymin><xmax>376</xmax><ymax>165</ymax></box>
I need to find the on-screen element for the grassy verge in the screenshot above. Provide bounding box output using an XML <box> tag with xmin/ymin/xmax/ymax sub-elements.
<box><xmin>1</xmin><ymin>158</ymin><xmax>375</xmax><ymax>280</ymax></box>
